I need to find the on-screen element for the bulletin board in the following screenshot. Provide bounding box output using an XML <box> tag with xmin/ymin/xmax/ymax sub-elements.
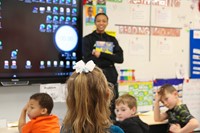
<box><xmin>190</xmin><ymin>29</ymin><xmax>200</xmax><ymax>78</ymax></box>
<box><xmin>183</xmin><ymin>79</ymin><xmax>200</xmax><ymax>131</ymax></box>
<box><xmin>83</xmin><ymin>0</ymin><xmax>200</xmax><ymax>80</ymax></box>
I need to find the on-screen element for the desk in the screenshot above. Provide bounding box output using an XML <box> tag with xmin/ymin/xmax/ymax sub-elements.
<box><xmin>139</xmin><ymin>111</ymin><xmax>168</xmax><ymax>133</ymax></box>
<box><xmin>0</xmin><ymin>127</ymin><xmax>18</xmax><ymax>133</ymax></box>
<box><xmin>139</xmin><ymin>112</ymin><xmax>168</xmax><ymax>125</ymax></box>
<box><xmin>1</xmin><ymin>112</ymin><xmax>167</xmax><ymax>133</ymax></box>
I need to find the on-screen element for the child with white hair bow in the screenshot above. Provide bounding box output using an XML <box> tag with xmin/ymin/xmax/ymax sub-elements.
<box><xmin>60</xmin><ymin>60</ymin><xmax>124</xmax><ymax>133</ymax></box>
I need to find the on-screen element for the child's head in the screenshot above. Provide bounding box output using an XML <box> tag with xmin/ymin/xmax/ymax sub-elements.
<box><xmin>27</xmin><ymin>93</ymin><xmax>53</xmax><ymax>119</ymax></box>
<box><xmin>115</xmin><ymin>94</ymin><xmax>137</xmax><ymax>121</ymax></box>
<box><xmin>63</xmin><ymin>60</ymin><xmax>113</xmax><ymax>133</ymax></box>
<box><xmin>158</xmin><ymin>84</ymin><xmax>179</xmax><ymax>109</ymax></box>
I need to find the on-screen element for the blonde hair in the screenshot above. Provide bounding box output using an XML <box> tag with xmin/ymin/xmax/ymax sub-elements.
<box><xmin>115</xmin><ymin>94</ymin><xmax>137</xmax><ymax>110</ymax></box>
<box><xmin>63</xmin><ymin>67</ymin><xmax>113</xmax><ymax>133</ymax></box>
<box><xmin>158</xmin><ymin>84</ymin><xmax>177</xmax><ymax>97</ymax></box>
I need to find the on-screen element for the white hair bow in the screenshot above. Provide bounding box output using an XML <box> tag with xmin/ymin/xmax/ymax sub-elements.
<box><xmin>73</xmin><ymin>60</ymin><xmax>95</xmax><ymax>73</ymax></box>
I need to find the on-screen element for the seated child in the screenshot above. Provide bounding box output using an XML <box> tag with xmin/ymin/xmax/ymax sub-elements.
<box><xmin>114</xmin><ymin>93</ymin><xmax>149</xmax><ymax>133</ymax></box>
<box><xmin>18</xmin><ymin>93</ymin><xmax>60</xmax><ymax>133</ymax></box>
<box><xmin>60</xmin><ymin>60</ymin><xmax>124</xmax><ymax>133</ymax></box>
<box><xmin>154</xmin><ymin>84</ymin><xmax>199</xmax><ymax>133</ymax></box>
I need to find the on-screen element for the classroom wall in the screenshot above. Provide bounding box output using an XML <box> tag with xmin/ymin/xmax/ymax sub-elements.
<box><xmin>83</xmin><ymin>0</ymin><xmax>200</xmax><ymax>80</ymax></box>
<box><xmin>0</xmin><ymin>85</ymin><xmax>66</xmax><ymax>123</ymax></box>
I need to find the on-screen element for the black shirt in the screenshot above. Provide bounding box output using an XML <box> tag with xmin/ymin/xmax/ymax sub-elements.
<box><xmin>114</xmin><ymin>116</ymin><xmax>149</xmax><ymax>133</ymax></box>
<box><xmin>82</xmin><ymin>31</ymin><xmax>124</xmax><ymax>84</ymax></box>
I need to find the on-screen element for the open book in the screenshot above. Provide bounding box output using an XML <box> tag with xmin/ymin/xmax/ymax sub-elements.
<box><xmin>95</xmin><ymin>41</ymin><xmax>114</xmax><ymax>54</ymax></box>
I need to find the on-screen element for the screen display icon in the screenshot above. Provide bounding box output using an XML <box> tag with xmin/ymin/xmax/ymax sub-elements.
<box><xmin>72</xmin><ymin>8</ymin><xmax>77</xmax><ymax>15</ymax></box>
<box><xmin>60</xmin><ymin>7</ymin><xmax>64</xmax><ymax>15</ymax></box>
<box><xmin>46</xmin><ymin>0</ymin><xmax>52</xmax><ymax>3</ymax></box>
<box><xmin>72</xmin><ymin>17</ymin><xmax>77</xmax><ymax>23</ymax></box>
<box><xmin>11</xmin><ymin>60</ymin><xmax>17</xmax><ymax>69</ymax></box>
<box><xmin>66</xmin><ymin>0</ymin><xmax>71</xmax><ymax>5</ymax></box>
<box><xmin>66</xmin><ymin>8</ymin><xmax>70</xmax><ymax>14</ymax></box>
<box><xmin>11</xmin><ymin>50</ymin><xmax>18</xmax><ymax>60</ymax></box>
<box><xmin>65</xmin><ymin>17</ymin><xmax>71</xmax><ymax>23</ymax></box>
<box><xmin>46</xmin><ymin>24</ymin><xmax>52</xmax><ymax>32</ymax></box>
<box><xmin>40</xmin><ymin>61</ymin><xmax>45</xmax><ymax>69</ymax></box>
<box><xmin>53</xmin><ymin>61</ymin><xmax>58</xmax><ymax>67</ymax></box>
<box><xmin>39</xmin><ymin>7</ymin><xmax>45</xmax><ymax>14</ymax></box>
<box><xmin>47</xmin><ymin>61</ymin><xmax>51</xmax><ymax>67</ymax></box>
<box><xmin>46</xmin><ymin>15</ymin><xmax>52</xmax><ymax>23</ymax></box>
<box><xmin>32</xmin><ymin>7</ymin><xmax>38</xmax><ymax>13</ymax></box>
<box><xmin>59</xmin><ymin>16</ymin><xmax>65</xmax><ymax>24</ymax></box>
<box><xmin>4</xmin><ymin>60</ymin><xmax>9</xmax><ymax>69</ymax></box>
<box><xmin>59</xmin><ymin>0</ymin><xmax>65</xmax><ymax>4</ymax></box>
<box><xmin>66</xmin><ymin>61</ymin><xmax>70</xmax><ymax>68</ymax></box>
<box><xmin>53</xmin><ymin>16</ymin><xmax>59</xmax><ymax>23</ymax></box>
<box><xmin>53</xmin><ymin>6</ymin><xmax>59</xmax><ymax>14</ymax></box>
<box><xmin>53</xmin><ymin>0</ymin><xmax>59</xmax><ymax>4</ymax></box>
<box><xmin>46</xmin><ymin>6</ymin><xmax>51</xmax><ymax>13</ymax></box>
<box><xmin>25</xmin><ymin>60</ymin><xmax>32</xmax><ymax>69</ymax></box>
<box><xmin>39</xmin><ymin>24</ymin><xmax>46</xmax><ymax>32</ymax></box>
<box><xmin>0</xmin><ymin>41</ymin><xmax>2</xmax><ymax>50</ymax></box>
<box><xmin>59</xmin><ymin>61</ymin><xmax>64</xmax><ymax>67</ymax></box>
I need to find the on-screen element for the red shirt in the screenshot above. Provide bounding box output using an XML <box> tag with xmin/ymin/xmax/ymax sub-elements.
<box><xmin>22</xmin><ymin>115</ymin><xmax>60</xmax><ymax>133</ymax></box>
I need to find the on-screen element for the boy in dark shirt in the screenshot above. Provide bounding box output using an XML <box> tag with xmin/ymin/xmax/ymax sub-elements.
<box><xmin>114</xmin><ymin>94</ymin><xmax>149</xmax><ymax>133</ymax></box>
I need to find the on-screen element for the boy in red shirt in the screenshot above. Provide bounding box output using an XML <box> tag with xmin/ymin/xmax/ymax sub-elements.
<box><xmin>18</xmin><ymin>93</ymin><xmax>60</xmax><ymax>133</ymax></box>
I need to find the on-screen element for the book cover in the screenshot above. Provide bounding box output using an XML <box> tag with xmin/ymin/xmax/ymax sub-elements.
<box><xmin>95</xmin><ymin>41</ymin><xmax>114</xmax><ymax>54</ymax></box>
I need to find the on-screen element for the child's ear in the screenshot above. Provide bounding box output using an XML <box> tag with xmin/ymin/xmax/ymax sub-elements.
<box><xmin>41</xmin><ymin>108</ymin><xmax>48</xmax><ymax>115</ymax></box>
<box><xmin>131</xmin><ymin>106</ymin><xmax>137</xmax><ymax>114</ymax></box>
<box><xmin>173</xmin><ymin>91</ymin><xmax>179</xmax><ymax>97</ymax></box>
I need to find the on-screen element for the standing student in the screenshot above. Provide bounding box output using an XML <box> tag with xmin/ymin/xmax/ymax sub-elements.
<box><xmin>114</xmin><ymin>94</ymin><xmax>149</xmax><ymax>133</ymax></box>
<box><xmin>18</xmin><ymin>93</ymin><xmax>60</xmax><ymax>133</ymax></box>
<box><xmin>60</xmin><ymin>60</ymin><xmax>124</xmax><ymax>133</ymax></box>
<box><xmin>154</xmin><ymin>84</ymin><xmax>199</xmax><ymax>133</ymax></box>
<box><xmin>82</xmin><ymin>13</ymin><xmax>124</xmax><ymax>120</ymax></box>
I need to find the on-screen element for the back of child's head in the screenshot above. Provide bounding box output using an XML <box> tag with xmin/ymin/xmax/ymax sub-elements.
<box><xmin>30</xmin><ymin>93</ymin><xmax>53</xmax><ymax>114</ymax></box>
<box><xmin>64</xmin><ymin>66</ymin><xmax>112</xmax><ymax>133</ymax></box>
<box><xmin>115</xmin><ymin>93</ymin><xmax>137</xmax><ymax>110</ymax></box>
<box><xmin>158</xmin><ymin>84</ymin><xmax>177</xmax><ymax>97</ymax></box>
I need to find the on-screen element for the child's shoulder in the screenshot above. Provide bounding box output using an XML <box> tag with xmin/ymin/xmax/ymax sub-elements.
<box><xmin>174</xmin><ymin>104</ymin><xmax>189</xmax><ymax>111</ymax></box>
<box><xmin>115</xmin><ymin>116</ymin><xmax>143</xmax><ymax>125</ymax></box>
<box><xmin>34</xmin><ymin>114</ymin><xmax>59</xmax><ymax>121</ymax></box>
<box><xmin>110</xmin><ymin>125</ymin><xmax>124</xmax><ymax>133</ymax></box>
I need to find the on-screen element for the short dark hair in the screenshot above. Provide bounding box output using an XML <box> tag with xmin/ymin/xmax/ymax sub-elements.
<box><xmin>30</xmin><ymin>93</ymin><xmax>53</xmax><ymax>114</ymax></box>
<box><xmin>94</xmin><ymin>13</ymin><xmax>108</xmax><ymax>22</ymax></box>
